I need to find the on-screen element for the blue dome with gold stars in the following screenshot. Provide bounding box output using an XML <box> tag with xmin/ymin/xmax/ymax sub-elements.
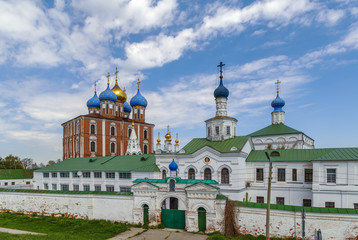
<box><xmin>99</xmin><ymin>85</ymin><xmax>117</xmax><ymax>102</ymax></box>
<box><xmin>214</xmin><ymin>79</ymin><xmax>229</xmax><ymax>99</ymax></box>
<box><xmin>130</xmin><ymin>89</ymin><xmax>147</xmax><ymax>107</ymax></box>
<box><xmin>123</xmin><ymin>101</ymin><xmax>131</xmax><ymax>113</ymax></box>
<box><xmin>271</xmin><ymin>93</ymin><xmax>285</xmax><ymax>111</ymax></box>
<box><xmin>169</xmin><ymin>159</ymin><xmax>178</xmax><ymax>171</ymax></box>
<box><xmin>87</xmin><ymin>92</ymin><xmax>100</xmax><ymax>109</ymax></box>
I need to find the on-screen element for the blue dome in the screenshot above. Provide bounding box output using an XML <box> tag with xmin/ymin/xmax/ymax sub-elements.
<box><xmin>99</xmin><ymin>85</ymin><xmax>117</xmax><ymax>102</ymax></box>
<box><xmin>87</xmin><ymin>92</ymin><xmax>101</xmax><ymax>109</ymax></box>
<box><xmin>271</xmin><ymin>93</ymin><xmax>285</xmax><ymax>111</ymax></box>
<box><xmin>130</xmin><ymin>89</ymin><xmax>148</xmax><ymax>107</ymax></box>
<box><xmin>123</xmin><ymin>101</ymin><xmax>131</xmax><ymax>113</ymax></box>
<box><xmin>169</xmin><ymin>159</ymin><xmax>178</xmax><ymax>171</ymax></box>
<box><xmin>214</xmin><ymin>79</ymin><xmax>229</xmax><ymax>99</ymax></box>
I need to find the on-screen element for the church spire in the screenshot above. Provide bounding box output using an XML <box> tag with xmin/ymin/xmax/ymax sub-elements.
<box><xmin>271</xmin><ymin>80</ymin><xmax>286</xmax><ymax>124</ymax></box>
<box><xmin>125</xmin><ymin>120</ymin><xmax>142</xmax><ymax>155</ymax></box>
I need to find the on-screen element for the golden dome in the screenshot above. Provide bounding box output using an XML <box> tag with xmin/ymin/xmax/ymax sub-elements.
<box><xmin>111</xmin><ymin>80</ymin><xmax>127</xmax><ymax>103</ymax></box>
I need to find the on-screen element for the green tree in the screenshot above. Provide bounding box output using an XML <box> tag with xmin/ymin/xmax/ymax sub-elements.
<box><xmin>46</xmin><ymin>160</ymin><xmax>56</xmax><ymax>166</ymax></box>
<box><xmin>0</xmin><ymin>155</ymin><xmax>24</xmax><ymax>169</ymax></box>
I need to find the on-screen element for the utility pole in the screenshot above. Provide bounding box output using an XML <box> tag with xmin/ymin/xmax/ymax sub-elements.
<box><xmin>265</xmin><ymin>150</ymin><xmax>280</xmax><ymax>240</ymax></box>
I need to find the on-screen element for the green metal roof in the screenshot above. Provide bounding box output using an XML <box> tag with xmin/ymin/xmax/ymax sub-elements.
<box><xmin>35</xmin><ymin>154</ymin><xmax>160</xmax><ymax>172</ymax></box>
<box><xmin>247</xmin><ymin>148</ymin><xmax>358</xmax><ymax>162</ymax></box>
<box><xmin>237</xmin><ymin>201</ymin><xmax>358</xmax><ymax>214</ymax></box>
<box><xmin>0</xmin><ymin>169</ymin><xmax>33</xmax><ymax>180</ymax></box>
<box><xmin>180</xmin><ymin>136</ymin><xmax>249</xmax><ymax>154</ymax></box>
<box><xmin>248</xmin><ymin>123</ymin><xmax>302</xmax><ymax>137</ymax></box>
<box><xmin>133</xmin><ymin>177</ymin><xmax>218</xmax><ymax>184</ymax></box>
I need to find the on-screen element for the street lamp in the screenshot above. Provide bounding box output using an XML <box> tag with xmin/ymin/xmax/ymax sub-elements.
<box><xmin>265</xmin><ymin>150</ymin><xmax>280</xmax><ymax>240</ymax></box>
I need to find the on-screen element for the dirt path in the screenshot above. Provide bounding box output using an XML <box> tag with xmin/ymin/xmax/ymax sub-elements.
<box><xmin>0</xmin><ymin>227</ymin><xmax>46</xmax><ymax>235</ymax></box>
<box><xmin>109</xmin><ymin>228</ymin><xmax>208</xmax><ymax>240</ymax></box>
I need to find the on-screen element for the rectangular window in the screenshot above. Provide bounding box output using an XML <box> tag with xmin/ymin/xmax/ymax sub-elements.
<box><xmin>120</xmin><ymin>187</ymin><xmax>131</xmax><ymax>192</ymax></box>
<box><xmin>303</xmin><ymin>199</ymin><xmax>312</xmax><ymax>207</ymax></box>
<box><xmin>105</xmin><ymin>172</ymin><xmax>115</xmax><ymax>179</ymax></box>
<box><xmin>26</xmin><ymin>181</ymin><xmax>30</xmax><ymax>185</ymax></box>
<box><xmin>11</xmin><ymin>182</ymin><xmax>15</xmax><ymax>185</ymax></box>
<box><xmin>43</xmin><ymin>172</ymin><xmax>49</xmax><ymax>178</ymax></box>
<box><xmin>4</xmin><ymin>182</ymin><xmax>8</xmax><ymax>186</ymax></box>
<box><xmin>83</xmin><ymin>172</ymin><xmax>91</xmax><ymax>178</ymax></box>
<box><xmin>292</xmin><ymin>169</ymin><xmax>297</xmax><ymax>181</ymax></box>
<box><xmin>305</xmin><ymin>169</ymin><xmax>313</xmax><ymax>183</ymax></box>
<box><xmin>61</xmin><ymin>184</ymin><xmax>69</xmax><ymax>191</ymax></box>
<box><xmin>327</xmin><ymin>169</ymin><xmax>336</xmax><ymax>183</ymax></box>
<box><xmin>73</xmin><ymin>185</ymin><xmax>79</xmax><ymax>191</ymax></box>
<box><xmin>256</xmin><ymin>168</ymin><xmax>264</xmax><ymax>182</ymax></box>
<box><xmin>60</xmin><ymin>172</ymin><xmax>69</xmax><ymax>178</ymax></box>
<box><xmin>354</xmin><ymin>204</ymin><xmax>358</xmax><ymax>209</ymax></box>
<box><xmin>325</xmin><ymin>202</ymin><xmax>335</xmax><ymax>208</ymax></box>
<box><xmin>72</xmin><ymin>172</ymin><xmax>79</xmax><ymax>178</ymax></box>
<box><xmin>94</xmin><ymin>185</ymin><xmax>101</xmax><ymax>191</ymax></box>
<box><xmin>215</xmin><ymin>126</ymin><xmax>219</xmax><ymax>135</ymax></box>
<box><xmin>106</xmin><ymin>185</ymin><xmax>114</xmax><ymax>192</ymax></box>
<box><xmin>94</xmin><ymin>172</ymin><xmax>102</xmax><ymax>178</ymax></box>
<box><xmin>257</xmin><ymin>196</ymin><xmax>264</xmax><ymax>203</ymax></box>
<box><xmin>119</xmin><ymin>172</ymin><xmax>131</xmax><ymax>179</ymax></box>
<box><xmin>276</xmin><ymin>197</ymin><xmax>285</xmax><ymax>205</ymax></box>
<box><xmin>226</xmin><ymin>126</ymin><xmax>230</xmax><ymax>135</ymax></box>
<box><xmin>44</xmin><ymin>183</ymin><xmax>49</xmax><ymax>190</ymax></box>
<box><xmin>277</xmin><ymin>168</ymin><xmax>286</xmax><ymax>182</ymax></box>
<box><xmin>83</xmin><ymin>185</ymin><xmax>90</xmax><ymax>191</ymax></box>
<box><xmin>51</xmin><ymin>172</ymin><xmax>57</xmax><ymax>178</ymax></box>
<box><xmin>52</xmin><ymin>184</ymin><xmax>57</xmax><ymax>190</ymax></box>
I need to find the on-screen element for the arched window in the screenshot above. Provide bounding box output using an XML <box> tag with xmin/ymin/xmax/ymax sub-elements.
<box><xmin>106</xmin><ymin>104</ymin><xmax>109</xmax><ymax>114</ymax></box>
<box><xmin>110</xmin><ymin>126</ymin><xmax>115</xmax><ymax>136</ymax></box>
<box><xmin>144</xmin><ymin>130</ymin><xmax>148</xmax><ymax>139</ymax></box>
<box><xmin>118</xmin><ymin>106</ymin><xmax>121</xmax><ymax>116</ymax></box>
<box><xmin>128</xmin><ymin>128</ymin><xmax>132</xmax><ymax>137</ymax></box>
<box><xmin>221</xmin><ymin>168</ymin><xmax>229</xmax><ymax>184</ymax></box>
<box><xmin>143</xmin><ymin>145</ymin><xmax>148</xmax><ymax>154</ymax></box>
<box><xmin>90</xmin><ymin>124</ymin><xmax>95</xmax><ymax>134</ymax></box>
<box><xmin>169</xmin><ymin>179</ymin><xmax>175</xmax><ymax>192</ymax></box>
<box><xmin>138</xmin><ymin>111</ymin><xmax>140</xmax><ymax>119</ymax></box>
<box><xmin>90</xmin><ymin>141</ymin><xmax>95</xmax><ymax>152</ymax></box>
<box><xmin>110</xmin><ymin>142</ymin><xmax>115</xmax><ymax>153</ymax></box>
<box><xmin>162</xmin><ymin>170</ymin><xmax>167</xmax><ymax>179</ymax></box>
<box><xmin>204</xmin><ymin>168</ymin><xmax>212</xmax><ymax>180</ymax></box>
<box><xmin>188</xmin><ymin>168</ymin><xmax>195</xmax><ymax>179</ymax></box>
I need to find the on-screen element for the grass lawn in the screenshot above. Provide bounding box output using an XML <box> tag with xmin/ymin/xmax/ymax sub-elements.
<box><xmin>0</xmin><ymin>212</ymin><xmax>129</xmax><ymax>240</ymax></box>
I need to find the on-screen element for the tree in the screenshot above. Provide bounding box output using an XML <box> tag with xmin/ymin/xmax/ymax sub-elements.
<box><xmin>21</xmin><ymin>158</ymin><xmax>33</xmax><ymax>169</ymax></box>
<box><xmin>46</xmin><ymin>160</ymin><xmax>56</xmax><ymax>166</ymax></box>
<box><xmin>0</xmin><ymin>155</ymin><xmax>24</xmax><ymax>169</ymax></box>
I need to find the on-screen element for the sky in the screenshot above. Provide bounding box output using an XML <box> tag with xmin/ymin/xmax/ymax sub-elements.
<box><xmin>0</xmin><ymin>0</ymin><xmax>357</xmax><ymax>164</ymax></box>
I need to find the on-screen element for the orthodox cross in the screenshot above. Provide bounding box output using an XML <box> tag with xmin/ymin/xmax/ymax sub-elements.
<box><xmin>115</xmin><ymin>67</ymin><xmax>119</xmax><ymax>81</ymax></box>
<box><xmin>217</xmin><ymin>61</ymin><xmax>225</xmax><ymax>80</ymax></box>
<box><xmin>107</xmin><ymin>72</ymin><xmax>110</xmax><ymax>85</ymax></box>
<box><xmin>94</xmin><ymin>82</ymin><xmax>97</xmax><ymax>93</ymax></box>
<box><xmin>137</xmin><ymin>79</ymin><xmax>141</xmax><ymax>90</ymax></box>
<box><xmin>275</xmin><ymin>80</ymin><xmax>281</xmax><ymax>93</ymax></box>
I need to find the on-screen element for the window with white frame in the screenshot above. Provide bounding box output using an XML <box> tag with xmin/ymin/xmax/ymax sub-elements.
<box><xmin>119</xmin><ymin>172</ymin><xmax>131</xmax><ymax>179</ymax></box>
<box><xmin>52</xmin><ymin>184</ymin><xmax>57</xmax><ymax>190</ymax></box>
<box><xmin>90</xmin><ymin>141</ymin><xmax>96</xmax><ymax>152</ymax></box>
<box><xmin>94</xmin><ymin>185</ymin><xmax>101</xmax><ymax>191</ymax></box>
<box><xmin>106</xmin><ymin>185</ymin><xmax>114</xmax><ymax>192</ymax></box>
<box><xmin>277</xmin><ymin>168</ymin><xmax>286</xmax><ymax>182</ymax></box>
<box><xmin>51</xmin><ymin>172</ymin><xmax>57</xmax><ymax>178</ymax></box>
<box><xmin>226</xmin><ymin>126</ymin><xmax>230</xmax><ymax>135</ymax></box>
<box><xmin>60</xmin><ymin>172</ymin><xmax>69</xmax><ymax>178</ymax></box>
<box><xmin>327</xmin><ymin>169</ymin><xmax>336</xmax><ymax>183</ymax></box>
<box><xmin>73</xmin><ymin>185</ymin><xmax>79</xmax><ymax>191</ymax></box>
<box><xmin>256</xmin><ymin>168</ymin><xmax>263</xmax><ymax>182</ymax></box>
<box><xmin>43</xmin><ymin>172</ymin><xmax>49</xmax><ymax>178</ymax></box>
<box><xmin>61</xmin><ymin>184</ymin><xmax>69</xmax><ymax>191</ymax></box>
<box><xmin>325</xmin><ymin>202</ymin><xmax>335</xmax><ymax>208</ymax></box>
<box><xmin>110</xmin><ymin>126</ymin><xmax>115</xmax><ymax>136</ymax></box>
<box><xmin>215</xmin><ymin>126</ymin><xmax>219</xmax><ymax>135</ymax></box>
<box><xmin>94</xmin><ymin>172</ymin><xmax>102</xmax><ymax>178</ymax></box>
<box><xmin>105</xmin><ymin>172</ymin><xmax>115</xmax><ymax>179</ymax></box>
<box><xmin>110</xmin><ymin>142</ymin><xmax>115</xmax><ymax>153</ymax></box>
<box><xmin>44</xmin><ymin>183</ymin><xmax>49</xmax><ymax>190</ymax></box>
<box><xmin>83</xmin><ymin>172</ymin><xmax>91</xmax><ymax>178</ymax></box>
<box><xmin>120</xmin><ymin>187</ymin><xmax>131</xmax><ymax>192</ymax></box>
<box><xmin>90</xmin><ymin>124</ymin><xmax>96</xmax><ymax>134</ymax></box>
<box><xmin>83</xmin><ymin>185</ymin><xmax>90</xmax><ymax>191</ymax></box>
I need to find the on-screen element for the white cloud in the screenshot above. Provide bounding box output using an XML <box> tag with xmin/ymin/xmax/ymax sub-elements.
<box><xmin>317</xmin><ymin>9</ymin><xmax>345</xmax><ymax>26</ymax></box>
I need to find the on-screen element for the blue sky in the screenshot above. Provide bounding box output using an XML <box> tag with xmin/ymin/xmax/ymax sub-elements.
<box><xmin>0</xmin><ymin>0</ymin><xmax>357</xmax><ymax>164</ymax></box>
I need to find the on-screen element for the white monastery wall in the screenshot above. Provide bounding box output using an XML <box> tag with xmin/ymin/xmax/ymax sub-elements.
<box><xmin>235</xmin><ymin>206</ymin><xmax>358</xmax><ymax>240</ymax></box>
<box><xmin>0</xmin><ymin>192</ymin><xmax>133</xmax><ymax>222</ymax></box>
<box><xmin>251</xmin><ymin>133</ymin><xmax>314</xmax><ymax>150</ymax></box>
<box><xmin>0</xmin><ymin>179</ymin><xmax>33</xmax><ymax>189</ymax></box>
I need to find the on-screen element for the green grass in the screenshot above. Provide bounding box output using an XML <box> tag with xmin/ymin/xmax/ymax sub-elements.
<box><xmin>0</xmin><ymin>212</ymin><xmax>129</xmax><ymax>240</ymax></box>
<box><xmin>207</xmin><ymin>232</ymin><xmax>297</xmax><ymax>240</ymax></box>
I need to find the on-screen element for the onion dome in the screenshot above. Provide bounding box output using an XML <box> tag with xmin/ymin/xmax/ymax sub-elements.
<box><xmin>130</xmin><ymin>89</ymin><xmax>148</xmax><ymax>107</ymax></box>
<box><xmin>111</xmin><ymin>79</ymin><xmax>127</xmax><ymax>103</ymax></box>
<box><xmin>271</xmin><ymin>93</ymin><xmax>285</xmax><ymax>111</ymax></box>
<box><xmin>214</xmin><ymin>79</ymin><xmax>229</xmax><ymax>99</ymax></box>
<box><xmin>87</xmin><ymin>92</ymin><xmax>101</xmax><ymax>109</ymax></box>
<box><xmin>99</xmin><ymin>84</ymin><xmax>117</xmax><ymax>102</ymax></box>
<box><xmin>169</xmin><ymin>159</ymin><xmax>178</xmax><ymax>171</ymax></box>
<box><xmin>123</xmin><ymin>101</ymin><xmax>132</xmax><ymax>113</ymax></box>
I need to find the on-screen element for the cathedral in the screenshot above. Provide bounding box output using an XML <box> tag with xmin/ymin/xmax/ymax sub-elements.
<box><xmin>61</xmin><ymin>69</ymin><xmax>154</xmax><ymax>160</ymax></box>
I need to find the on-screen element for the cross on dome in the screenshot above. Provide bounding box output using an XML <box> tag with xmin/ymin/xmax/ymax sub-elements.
<box><xmin>275</xmin><ymin>80</ymin><xmax>281</xmax><ymax>93</ymax></box>
<box><xmin>217</xmin><ymin>61</ymin><xmax>225</xmax><ymax>80</ymax></box>
<box><xmin>107</xmin><ymin>72</ymin><xmax>110</xmax><ymax>85</ymax></box>
<box><xmin>137</xmin><ymin>79</ymin><xmax>141</xmax><ymax>90</ymax></box>
<box><xmin>115</xmin><ymin>67</ymin><xmax>119</xmax><ymax>82</ymax></box>
<box><xmin>94</xmin><ymin>82</ymin><xmax>97</xmax><ymax>93</ymax></box>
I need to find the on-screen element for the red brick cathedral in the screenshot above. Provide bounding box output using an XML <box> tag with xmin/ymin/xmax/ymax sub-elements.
<box><xmin>62</xmin><ymin>70</ymin><xmax>154</xmax><ymax>160</ymax></box>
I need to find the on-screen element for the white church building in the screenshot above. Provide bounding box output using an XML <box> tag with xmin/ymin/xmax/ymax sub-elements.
<box><xmin>28</xmin><ymin>62</ymin><xmax>358</xmax><ymax>235</ymax></box>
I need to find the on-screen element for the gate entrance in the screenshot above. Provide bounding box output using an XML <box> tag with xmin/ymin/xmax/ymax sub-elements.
<box><xmin>198</xmin><ymin>207</ymin><xmax>206</xmax><ymax>231</ymax></box>
<box><xmin>143</xmin><ymin>204</ymin><xmax>149</xmax><ymax>225</ymax></box>
<box><xmin>161</xmin><ymin>197</ymin><xmax>185</xmax><ymax>229</ymax></box>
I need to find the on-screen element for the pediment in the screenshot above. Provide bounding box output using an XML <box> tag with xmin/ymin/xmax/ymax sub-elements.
<box><xmin>132</xmin><ymin>181</ymin><xmax>159</xmax><ymax>190</ymax></box>
<box><xmin>185</xmin><ymin>182</ymin><xmax>218</xmax><ymax>192</ymax></box>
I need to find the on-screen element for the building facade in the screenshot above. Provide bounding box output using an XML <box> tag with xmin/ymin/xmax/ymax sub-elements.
<box><xmin>62</xmin><ymin>73</ymin><xmax>154</xmax><ymax>160</ymax></box>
